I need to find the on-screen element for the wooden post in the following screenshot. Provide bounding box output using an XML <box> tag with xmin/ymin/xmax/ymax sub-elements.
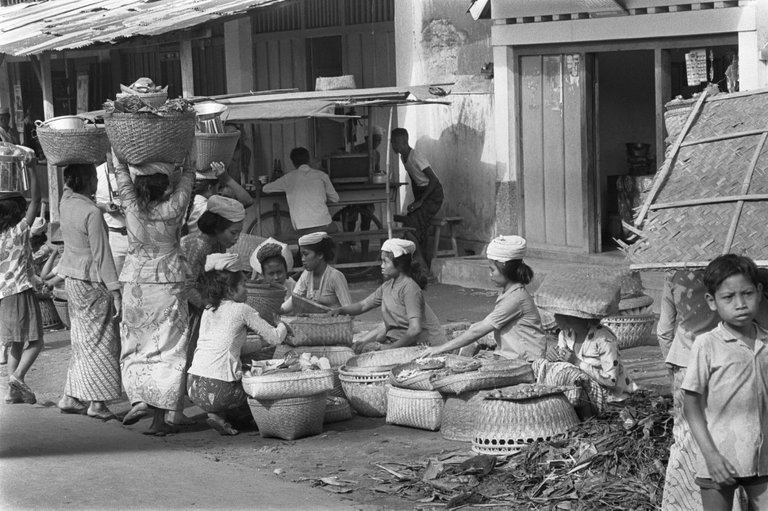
<box><xmin>38</xmin><ymin>53</ymin><xmax>60</xmax><ymax>239</ymax></box>
<box><xmin>385</xmin><ymin>105</ymin><xmax>394</xmax><ymax>238</ymax></box>
<box><xmin>224</xmin><ymin>17</ymin><xmax>254</xmax><ymax>93</ymax></box>
<box><xmin>180</xmin><ymin>39</ymin><xmax>194</xmax><ymax>98</ymax></box>
<box><xmin>654</xmin><ymin>48</ymin><xmax>671</xmax><ymax>170</ymax></box>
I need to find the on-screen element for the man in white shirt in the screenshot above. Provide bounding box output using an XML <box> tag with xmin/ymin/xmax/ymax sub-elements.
<box><xmin>94</xmin><ymin>157</ymin><xmax>128</xmax><ymax>275</ymax></box>
<box><xmin>262</xmin><ymin>147</ymin><xmax>339</xmax><ymax>236</ymax></box>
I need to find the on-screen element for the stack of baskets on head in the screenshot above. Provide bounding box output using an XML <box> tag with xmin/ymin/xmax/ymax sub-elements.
<box><xmin>241</xmin><ymin>362</ymin><xmax>336</xmax><ymax>440</ymax></box>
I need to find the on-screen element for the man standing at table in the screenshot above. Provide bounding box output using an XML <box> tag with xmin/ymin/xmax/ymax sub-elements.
<box><xmin>391</xmin><ymin>127</ymin><xmax>444</xmax><ymax>268</ymax></box>
<box><xmin>94</xmin><ymin>157</ymin><xmax>128</xmax><ymax>275</ymax></box>
<box><xmin>262</xmin><ymin>147</ymin><xmax>339</xmax><ymax>236</ymax></box>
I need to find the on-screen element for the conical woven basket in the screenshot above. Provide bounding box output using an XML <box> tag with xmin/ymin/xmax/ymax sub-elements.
<box><xmin>385</xmin><ymin>385</ymin><xmax>444</xmax><ymax>431</ymax></box>
<box><xmin>601</xmin><ymin>314</ymin><xmax>656</xmax><ymax>349</ymax></box>
<box><xmin>247</xmin><ymin>393</ymin><xmax>326</xmax><ymax>440</ymax></box>
<box><xmin>194</xmin><ymin>131</ymin><xmax>240</xmax><ymax>170</ymax></box>
<box><xmin>245</xmin><ymin>281</ymin><xmax>285</xmax><ymax>323</ymax></box>
<box><xmin>472</xmin><ymin>386</ymin><xmax>579</xmax><ymax>455</ymax></box>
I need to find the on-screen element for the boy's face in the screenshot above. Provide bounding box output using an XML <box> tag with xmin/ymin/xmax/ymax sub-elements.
<box><xmin>390</xmin><ymin>137</ymin><xmax>408</xmax><ymax>155</ymax></box>
<box><xmin>706</xmin><ymin>273</ymin><xmax>762</xmax><ymax>328</ymax></box>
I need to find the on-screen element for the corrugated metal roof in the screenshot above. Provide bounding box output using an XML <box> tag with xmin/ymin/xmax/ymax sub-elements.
<box><xmin>0</xmin><ymin>0</ymin><xmax>282</xmax><ymax>56</ymax></box>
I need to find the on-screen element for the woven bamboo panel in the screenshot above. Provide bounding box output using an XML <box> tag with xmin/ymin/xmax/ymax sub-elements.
<box><xmin>628</xmin><ymin>89</ymin><xmax>768</xmax><ymax>269</ymax></box>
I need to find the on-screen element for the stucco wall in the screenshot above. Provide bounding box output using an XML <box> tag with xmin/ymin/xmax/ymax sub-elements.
<box><xmin>394</xmin><ymin>0</ymin><xmax>496</xmax><ymax>248</ymax></box>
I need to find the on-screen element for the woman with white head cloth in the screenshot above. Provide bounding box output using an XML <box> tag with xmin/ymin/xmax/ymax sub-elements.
<box><xmin>421</xmin><ymin>235</ymin><xmax>546</xmax><ymax>361</ymax></box>
<box><xmin>331</xmin><ymin>238</ymin><xmax>446</xmax><ymax>354</ymax></box>
<box><xmin>283</xmin><ymin>232</ymin><xmax>351</xmax><ymax>313</ymax></box>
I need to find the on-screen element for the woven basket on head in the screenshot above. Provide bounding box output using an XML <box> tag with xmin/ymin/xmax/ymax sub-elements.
<box><xmin>52</xmin><ymin>298</ymin><xmax>70</xmax><ymax>329</ymax></box>
<box><xmin>601</xmin><ymin>314</ymin><xmax>656</xmax><ymax>349</ymax></box>
<box><xmin>441</xmin><ymin>389</ymin><xmax>497</xmax><ymax>442</ymax></box>
<box><xmin>338</xmin><ymin>367</ymin><xmax>390</xmax><ymax>417</ymax></box>
<box><xmin>324</xmin><ymin>396</ymin><xmax>352</xmax><ymax>423</ymax></box>
<box><xmin>534</xmin><ymin>270</ymin><xmax>622</xmax><ymax>319</ymax></box>
<box><xmin>385</xmin><ymin>385</ymin><xmax>444</xmax><ymax>431</ymax></box>
<box><xmin>344</xmin><ymin>346</ymin><xmax>426</xmax><ymax>373</ymax></box>
<box><xmin>116</xmin><ymin>91</ymin><xmax>168</xmax><ymax>108</ymax></box>
<box><xmin>36</xmin><ymin>294</ymin><xmax>62</xmax><ymax>330</ymax></box>
<box><xmin>104</xmin><ymin>111</ymin><xmax>195</xmax><ymax>165</ymax></box>
<box><xmin>472</xmin><ymin>385</ymin><xmax>580</xmax><ymax>455</ymax></box>
<box><xmin>36</xmin><ymin>126</ymin><xmax>110</xmax><ymax>166</ymax></box>
<box><xmin>241</xmin><ymin>368</ymin><xmax>335</xmax><ymax>400</ymax></box>
<box><xmin>283</xmin><ymin>314</ymin><xmax>353</xmax><ymax>347</ymax></box>
<box><xmin>272</xmin><ymin>344</ymin><xmax>354</xmax><ymax>369</ymax></box>
<box><xmin>247</xmin><ymin>393</ymin><xmax>326</xmax><ymax>440</ymax></box>
<box><xmin>194</xmin><ymin>131</ymin><xmax>240</xmax><ymax>171</ymax></box>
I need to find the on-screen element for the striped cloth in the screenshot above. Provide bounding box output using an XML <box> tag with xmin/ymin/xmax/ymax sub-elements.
<box><xmin>63</xmin><ymin>278</ymin><xmax>122</xmax><ymax>401</ymax></box>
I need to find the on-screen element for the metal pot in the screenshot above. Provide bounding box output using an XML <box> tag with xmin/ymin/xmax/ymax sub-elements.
<box><xmin>0</xmin><ymin>155</ymin><xmax>29</xmax><ymax>192</ymax></box>
<box><xmin>35</xmin><ymin>115</ymin><xmax>86</xmax><ymax>130</ymax></box>
<box><xmin>371</xmin><ymin>173</ymin><xmax>387</xmax><ymax>184</ymax></box>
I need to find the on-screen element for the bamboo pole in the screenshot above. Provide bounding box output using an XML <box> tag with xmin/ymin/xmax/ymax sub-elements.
<box><xmin>634</xmin><ymin>88</ymin><xmax>708</xmax><ymax>228</ymax></box>
<box><xmin>631</xmin><ymin>260</ymin><xmax>768</xmax><ymax>271</ymax></box>
<box><xmin>722</xmin><ymin>125</ymin><xmax>768</xmax><ymax>254</ymax></box>
<box><xmin>385</xmin><ymin>105</ymin><xmax>394</xmax><ymax>239</ymax></box>
<box><xmin>650</xmin><ymin>193</ymin><xmax>768</xmax><ymax>211</ymax></box>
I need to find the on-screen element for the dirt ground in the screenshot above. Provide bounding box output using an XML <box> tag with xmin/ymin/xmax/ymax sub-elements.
<box><xmin>5</xmin><ymin>280</ymin><xmax>671</xmax><ymax>510</ymax></box>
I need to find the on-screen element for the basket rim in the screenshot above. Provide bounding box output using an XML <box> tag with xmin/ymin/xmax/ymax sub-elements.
<box><xmin>386</xmin><ymin>385</ymin><xmax>442</xmax><ymax>399</ymax></box>
<box><xmin>104</xmin><ymin>110</ymin><xmax>196</xmax><ymax>119</ymax></box>
<box><xmin>241</xmin><ymin>368</ymin><xmax>334</xmax><ymax>385</ymax></box>
<box><xmin>36</xmin><ymin>126</ymin><xmax>107</xmax><ymax>134</ymax></box>
<box><xmin>602</xmin><ymin>313</ymin><xmax>656</xmax><ymax>323</ymax></box>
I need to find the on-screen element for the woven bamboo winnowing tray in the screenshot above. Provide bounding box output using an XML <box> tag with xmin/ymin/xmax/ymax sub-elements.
<box><xmin>104</xmin><ymin>111</ymin><xmax>195</xmax><ymax>165</ymax></box>
<box><xmin>36</xmin><ymin>126</ymin><xmax>111</xmax><ymax>165</ymax></box>
<box><xmin>385</xmin><ymin>385</ymin><xmax>444</xmax><ymax>431</ymax></box>
<box><xmin>344</xmin><ymin>346</ymin><xmax>426</xmax><ymax>373</ymax></box>
<box><xmin>247</xmin><ymin>394</ymin><xmax>326</xmax><ymax>440</ymax></box>
<box><xmin>431</xmin><ymin>365</ymin><xmax>535</xmax><ymax>396</ymax></box>
<box><xmin>338</xmin><ymin>367</ymin><xmax>390</xmax><ymax>417</ymax></box>
<box><xmin>534</xmin><ymin>270</ymin><xmax>622</xmax><ymax>319</ymax></box>
<box><xmin>472</xmin><ymin>388</ymin><xmax>579</xmax><ymax>455</ymax></box>
<box><xmin>241</xmin><ymin>368</ymin><xmax>335</xmax><ymax>400</ymax></box>
<box><xmin>283</xmin><ymin>314</ymin><xmax>353</xmax><ymax>347</ymax></box>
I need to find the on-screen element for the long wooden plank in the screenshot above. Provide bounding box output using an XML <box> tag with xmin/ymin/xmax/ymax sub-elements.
<box><xmin>634</xmin><ymin>88</ymin><xmax>708</xmax><ymax>227</ymax></box>
<box><xmin>542</xmin><ymin>55</ymin><xmax>566</xmax><ymax>246</ymax></box>
<box><xmin>722</xmin><ymin>126</ymin><xmax>768</xmax><ymax>254</ymax></box>
<box><xmin>650</xmin><ymin>193</ymin><xmax>768</xmax><ymax>210</ymax></box>
<box><xmin>520</xmin><ymin>55</ymin><xmax>546</xmax><ymax>244</ymax></box>
<box><xmin>562</xmin><ymin>54</ymin><xmax>584</xmax><ymax>248</ymax></box>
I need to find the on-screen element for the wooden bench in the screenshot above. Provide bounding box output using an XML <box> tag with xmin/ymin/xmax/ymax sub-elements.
<box><xmin>430</xmin><ymin>216</ymin><xmax>463</xmax><ymax>258</ymax></box>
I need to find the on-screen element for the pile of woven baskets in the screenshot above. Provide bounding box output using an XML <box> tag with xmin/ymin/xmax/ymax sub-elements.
<box><xmin>241</xmin><ymin>355</ymin><xmax>335</xmax><ymax>440</ymax></box>
<box><xmin>273</xmin><ymin>313</ymin><xmax>356</xmax><ymax>421</ymax></box>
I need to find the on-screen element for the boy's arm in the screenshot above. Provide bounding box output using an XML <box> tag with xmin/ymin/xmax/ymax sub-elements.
<box><xmin>683</xmin><ymin>390</ymin><xmax>737</xmax><ymax>485</ymax></box>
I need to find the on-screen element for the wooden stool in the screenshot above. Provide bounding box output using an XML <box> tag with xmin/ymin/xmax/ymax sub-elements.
<box><xmin>430</xmin><ymin>216</ymin><xmax>463</xmax><ymax>258</ymax></box>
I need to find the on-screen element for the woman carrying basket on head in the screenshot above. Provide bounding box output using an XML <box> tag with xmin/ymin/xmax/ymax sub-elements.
<box><xmin>184</xmin><ymin>161</ymin><xmax>253</xmax><ymax>237</ymax></box>
<box><xmin>114</xmin><ymin>156</ymin><xmax>195</xmax><ymax>436</ymax></box>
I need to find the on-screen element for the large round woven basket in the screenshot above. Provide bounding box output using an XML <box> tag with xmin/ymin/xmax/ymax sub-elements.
<box><xmin>36</xmin><ymin>126</ymin><xmax>111</xmax><ymax>166</ymax></box>
<box><xmin>601</xmin><ymin>314</ymin><xmax>656</xmax><ymax>349</ymax></box>
<box><xmin>245</xmin><ymin>281</ymin><xmax>284</xmax><ymax>322</ymax></box>
<box><xmin>241</xmin><ymin>368</ymin><xmax>334</xmax><ymax>400</ymax></box>
<box><xmin>283</xmin><ymin>314</ymin><xmax>353</xmax><ymax>347</ymax></box>
<box><xmin>194</xmin><ymin>131</ymin><xmax>240</xmax><ymax>171</ymax></box>
<box><xmin>441</xmin><ymin>390</ymin><xmax>494</xmax><ymax>442</ymax></box>
<box><xmin>273</xmin><ymin>344</ymin><xmax>355</xmax><ymax>368</ymax></box>
<box><xmin>52</xmin><ymin>298</ymin><xmax>70</xmax><ymax>329</ymax></box>
<box><xmin>104</xmin><ymin>111</ymin><xmax>195</xmax><ymax>165</ymax></box>
<box><xmin>36</xmin><ymin>294</ymin><xmax>62</xmax><ymax>330</ymax></box>
<box><xmin>472</xmin><ymin>386</ymin><xmax>580</xmax><ymax>456</ymax></box>
<box><xmin>385</xmin><ymin>385</ymin><xmax>444</xmax><ymax>431</ymax></box>
<box><xmin>116</xmin><ymin>91</ymin><xmax>168</xmax><ymax>108</ymax></box>
<box><xmin>324</xmin><ymin>396</ymin><xmax>352</xmax><ymax>423</ymax></box>
<box><xmin>247</xmin><ymin>393</ymin><xmax>326</xmax><ymax>440</ymax></box>
<box><xmin>338</xmin><ymin>367</ymin><xmax>390</xmax><ymax>417</ymax></box>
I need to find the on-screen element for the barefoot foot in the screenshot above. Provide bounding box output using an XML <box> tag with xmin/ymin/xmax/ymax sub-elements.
<box><xmin>122</xmin><ymin>402</ymin><xmax>150</xmax><ymax>425</ymax></box>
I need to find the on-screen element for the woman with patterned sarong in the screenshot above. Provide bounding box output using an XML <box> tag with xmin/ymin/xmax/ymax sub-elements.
<box><xmin>115</xmin><ymin>157</ymin><xmax>195</xmax><ymax>436</ymax></box>
<box><xmin>56</xmin><ymin>164</ymin><xmax>122</xmax><ymax>420</ymax></box>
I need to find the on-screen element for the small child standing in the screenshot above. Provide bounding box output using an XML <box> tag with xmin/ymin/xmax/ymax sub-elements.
<box><xmin>332</xmin><ymin>238</ymin><xmax>446</xmax><ymax>353</ymax></box>
<box><xmin>683</xmin><ymin>254</ymin><xmax>768</xmax><ymax>510</ymax></box>
<box><xmin>187</xmin><ymin>253</ymin><xmax>288</xmax><ymax>436</ymax></box>
<box><xmin>0</xmin><ymin>167</ymin><xmax>42</xmax><ymax>404</ymax></box>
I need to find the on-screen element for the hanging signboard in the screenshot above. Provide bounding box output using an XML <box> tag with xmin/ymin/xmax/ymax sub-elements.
<box><xmin>76</xmin><ymin>73</ymin><xmax>89</xmax><ymax>114</ymax></box>
<box><xmin>685</xmin><ymin>49</ymin><xmax>707</xmax><ymax>86</ymax></box>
